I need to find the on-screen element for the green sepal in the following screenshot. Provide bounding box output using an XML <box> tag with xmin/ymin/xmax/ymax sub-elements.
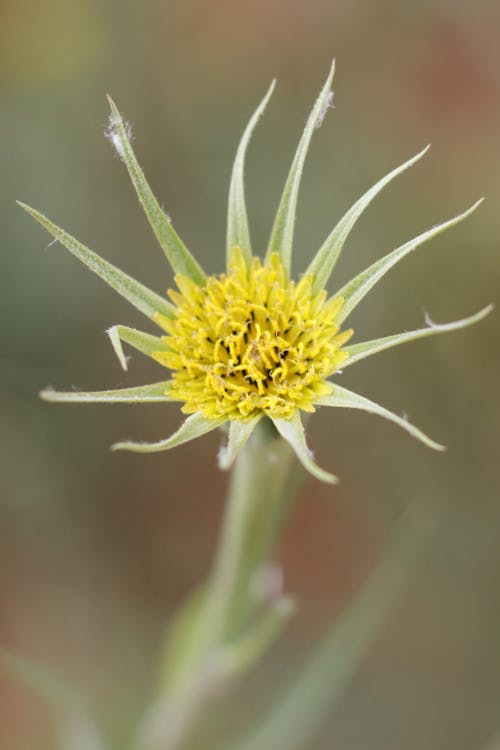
<box><xmin>18</xmin><ymin>202</ymin><xmax>175</xmax><ymax>324</ymax></box>
<box><xmin>265</xmin><ymin>61</ymin><xmax>336</xmax><ymax>271</ymax></box>
<box><xmin>40</xmin><ymin>381</ymin><xmax>175</xmax><ymax>404</ymax></box>
<box><xmin>317</xmin><ymin>384</ymin><xmax>444</xmax><ymax>451</ymax></box>
<box><xmin>343</xmin><ymin>305</ymin><xmax>493</xmax><ymax>369</ymax></box>
<box><xmin>111</xmin><ymin>412</ymin><xmax>227</xmax><ymax>453</ymax></box>
<box><xmin>334</xmin><ymin>199</ymin><xmax>484</xmax><ymax>325</ymax></box>
<box><xmin>307</xmin><ymin>146</ymin><xmax>430</xmax><ymax>295</ymax></box>
<box><xmin>106</xmin><ymin>96</ymin><xmax>206</xmax><ymax>285</ymax></box>
<box><xmin>107</xmin><ymin>324</ymin><xmax>171</xmax><ymax>371</ymax></box>
<box><xmin>227</xmin><ymin>81</ymin><xmax>276</xmax><ymax>266</ymax></box>
<box><xmin>271</xmin><ymin>412</ymin><xmax>338</xmax><ymax>484</ymax></box>
<box><xmin>218</xmin><ymin>415</ymin><xmax>263</xmax><ymax>470</ymax></box>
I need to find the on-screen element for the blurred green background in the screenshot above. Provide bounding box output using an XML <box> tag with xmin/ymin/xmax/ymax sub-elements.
<box><xmin>1</xmin><ymin>1</ymin><xmax>499</xmax><ymax>748</ymax></box>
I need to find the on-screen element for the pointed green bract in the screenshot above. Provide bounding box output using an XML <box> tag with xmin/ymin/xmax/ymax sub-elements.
<box><xmin>18</xmin><ymin>202</ymin><xmax>175</xmax><ymax>324</ymax></box>
<box><xmin>334</xmin><ymin>200</ymin><xmax>483</xmax><ymax>325</ymax></box>
<box><xmin>265</xmin><ymin>61</ymin><xmax>336</xmax><ymax>271</ymax></box>
<box><xmin>227</xmin><ymin>81</ymin><xmax>276</xmax><ymax>266</ymax></box>
<box><xmin>107</xmin><ymin>96</ymin><xmax>206</xmax><ymax>284</ymax></box>
<box><xmin>307</xmin><ymin>146</ymin><xmax>430</xmax><ymax>295</ymax></box>
<box><xmin>317</xmin><ymin>384</ymin><xmax>444</xmax><ymax>451</ymax></box>
<box><xmin>218</xmin><ymin>415</ymin><xmax>263</xmax><ymax>470</ymax></box>
<box><xmin>111</xmin><ymin>413</ymin><xmax>227</xmax><ymax>453</ymax></box>
<box><xmin>107</xmin><ymin>324</ymin><xmax>171</xmax><ymax>371</ymax></box>
<box><xmin>343</xmin><ymin>305</ymin><xmax>493</xmax><ymax>369</ymax></box>
<box><xmin>40</xmin><ymin>381</ymin><xmax>175</xmax><ymax>404</ymax></box>
<box><xmin>272</xmin><ymin>413</ymin><xmax>338</xmax><ymax>484</ymax></box>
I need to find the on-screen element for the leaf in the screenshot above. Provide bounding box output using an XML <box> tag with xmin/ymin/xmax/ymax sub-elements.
<box><xmin>40</xmin><ymin>381</ymin><xmax>175</xmax><ymax>404</ymax></box>
<box><xmin>229</xmin><ymin>502</ymin><xmax>442</xmax><ymax>750</ymax></box>
<box><xmin>227</xmin><ymin>81</ymin><xmax>276</xmax><ymax>266</ymax></box>
<box><xmin>106</xmin><ymin>96</ymin><xmax>206</xmax><ymax>285</ymax></box>
<box><xmin>218</xmin><ymin>416</ymin><xmax>263</xmax><ymax>470</ymax></box>
<box><xmin>0</xmin><ymin>647</ymin><xmax>82</xmax><ymax>710</ymax></box>
<box><xmin>265</xmin><ymin>61</ymin><xmax>336</xmax><ymax>271</ymax></box>
<box><xmin>334</xmin><ymin>200</ymin><xmax>484</xmax><ymax>325</ymax></box>
<box><xmin>306</xmin><ymin>146</ymin><xmax>430</xmax><ymax>294</ymax></box>
<box><xmin>111</xmin><ymin>412</ymin><xmax>226</xmax><ymax>452</ymax></box>
<box><xmin>317</xmin><ymin>384</ymin><xmax>444</xmax><ymax>451</ymax></box>
<box><xmin>0</xmin><ymin>648</ymin><xmax>106</xmax><ymax>750</ymax></box>
<box><xmin>271</xmin><ymin>412</ymin><xmax>338</xmax><ymax>484</ymax></box>
<box><xmin>18</xmin><ymin>202</ymin><xmax>175</xmax><ymax>324</ymax></box>
<box><xmin>158</xmin><ymin>586</ymin><xmax>208</xmax><ymax>695</ymax></box>
<box><xmin>343</xmin><ymin>305</ymin><xmax>493</xmax><ymax>369</ymax></box>
<box><xmin>219</xmin><ymin>596</ymin><xmax>296</xmax><ymax>679</ymax></box>
<box><xmin>107</xmin><ymin>324</ymin><xmax>171</xmax><ymax>371</ymax></box>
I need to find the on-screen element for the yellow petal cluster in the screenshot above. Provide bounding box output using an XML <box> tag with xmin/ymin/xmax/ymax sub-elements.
<box><xmin>154</xmin><ymin>247</ymin><xmax>353</xmax><ymax>420</ymax></box>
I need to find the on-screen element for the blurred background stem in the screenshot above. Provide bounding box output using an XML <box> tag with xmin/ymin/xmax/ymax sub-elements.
<box><xmin>229</xmin><ymin>499</ymin><xmax>443</xmax><ymax>750</ymax></box>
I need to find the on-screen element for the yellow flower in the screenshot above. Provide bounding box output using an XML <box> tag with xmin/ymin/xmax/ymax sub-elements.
<box><xmin>155</xmin><ymin>248</ymin><xmax>352</xmax><ymax>421</ymax></box>
<box><xmin>19</xmin><ymin>62</ymin><xmax>491</xmax><ymax>483</ymax></box>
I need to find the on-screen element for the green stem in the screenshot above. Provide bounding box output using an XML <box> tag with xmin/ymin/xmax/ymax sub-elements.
<box><xmin>205</xmin><ymin>419</ymin><xmax>296</xmax><ymax>644</ymax></box>
<box><xmin>136</xmin><ymin>421</ymin><xmax>299</xmax><ymax>750</ymax></box>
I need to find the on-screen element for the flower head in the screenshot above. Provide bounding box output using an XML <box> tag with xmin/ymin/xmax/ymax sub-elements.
<box><xmin>20</xmin><ymin>62</ymin><xmax>491</xmax><ymax>483</ymax></box>
<box><xmin>156</xmin><ymin>248</ymin><xmax>352</xmax><ymax>421</ymax></box>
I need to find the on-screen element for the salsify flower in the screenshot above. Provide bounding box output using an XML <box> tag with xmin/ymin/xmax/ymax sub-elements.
<box><xmin>19</xmin><ymin>62</ymin><xmax>491</xmax><ymax>483</ymax></box>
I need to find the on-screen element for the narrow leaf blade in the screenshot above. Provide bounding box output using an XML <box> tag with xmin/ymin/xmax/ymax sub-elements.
<box><xmin>0</xmin><ymin>647</ymin><xmax>82</xmax><ymax>710</ymax></box>
<box><xmin>343</xmin><ymin>305</ymin><xmax>493</xmax><ymax>369</ymax></box>
<box><xmin>220</xmin><ymin>596</ymin><xmax>296</xmax><ymax>678</ymax></box>
<box><xmin>40</xmin><ymin>381</ymin><xmax>175</xmax><ymax>404</ymax></box>
<box><xmin>159</xmin><ymin>586</ymin><xmax>208</xmax><ymax>695</ymax></box>
<box><xmin>18</xmin><ymin>202</ymin><xmax>175</xmax><ymax>324</ymax></box>
<box><xmin>111</xmin><ymin>412</ymin><xmax>226</xmax><ymax>453</ymax></box>
<box><xmin>218</xmin><ymin>415</ymin><xmax>262</xmax><ymax>470</ymax></box>
<box><xmin>317</xmin><ymin>384</ymin><xmax>444</xmax><ymax>451</ymax></box>
<box><xmin>229</xmin><ymin>502</ymin><xmax>441</xmax><ymax>750</ymax></box>
<box><xmin>0</xmin><ymin>648</ymin><xmax>106</xmax><ymax>750</ymax></box>
<box><xmin>107</xmin><ymin>97</ymin><xmax>206</xmax><ymax>284</ymax></box>
<box><xmin>227</xmin><ymin>81</ymin><xmax>276</xmax><ymax>265</ymax></box>
<box><xmin>307</xmin><ymin>146</ymin><xmax>430</xmax><ymax>294</ymax></box>
<box><xmin>272</xmin><ymin>412</ymin><xmax>338</xmax><ymax>484</ymax></box>
<box><xmin>265</xmin><ymin>61</ymin><xmax>336</xmax><ymax>270</ymax></box>
<box><xmin>334</xmin><ymin>200</ymin><xmax>483</xmax><ymax>325</ymax></box>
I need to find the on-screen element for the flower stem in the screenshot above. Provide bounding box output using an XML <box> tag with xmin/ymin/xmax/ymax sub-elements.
<box><xmin>136</xmin><ymin>421</ymin><xmax>299</xmax><ymax>750</ymax></box>
<box><xmin>205</xmin><ymin>418</ymin><xmax>297</xmax><ymax>643</ymax></box>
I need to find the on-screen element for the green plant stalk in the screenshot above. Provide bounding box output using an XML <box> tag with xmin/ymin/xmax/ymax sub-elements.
<box><xmin>136</xmin><ymin>421</ymin><xmax>299</xmax><ymax>750</ymax></box>
<box><xmin>205</xmin><ymin>419</ymin><xmax>297</xmax><ymax>644</ymax></box>
<box><xmin>170</xmin><ymin>419</ymin><xmax>298</xmax><ymax>687</ymax></box>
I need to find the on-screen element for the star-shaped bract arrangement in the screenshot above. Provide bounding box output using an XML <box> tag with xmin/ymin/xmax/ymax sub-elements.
<box><xmin>19</xmin><ymin>62</ymin><xmax>492</xmax><ymax>483</ymax></box>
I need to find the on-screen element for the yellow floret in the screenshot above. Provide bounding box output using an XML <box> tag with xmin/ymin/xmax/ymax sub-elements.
<box><xmin>153</xmin><ymin>247</ymin><xmax>353</xmax><ymax>420</ymax></box>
